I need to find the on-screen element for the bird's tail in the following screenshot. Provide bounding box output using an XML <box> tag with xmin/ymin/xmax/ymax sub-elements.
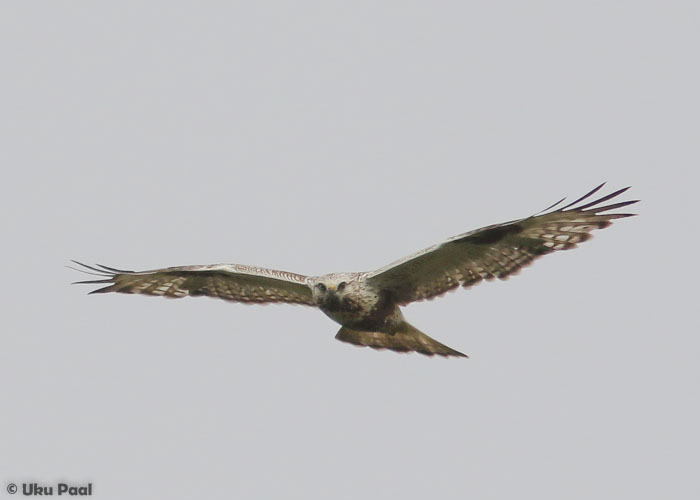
<box><xmin>335</xmin><ymin>322</ymin><xmax>467</xmax><ymax>358</ymax></box>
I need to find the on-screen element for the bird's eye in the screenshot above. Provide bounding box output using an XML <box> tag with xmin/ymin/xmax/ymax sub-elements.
<box><xmin>337</xmin><ymin>282</ymin><xmax>346</xmax><ymax>291</ymax></box>
<box><xmin>316</xmin><ymin>283</ymin><xmax>327</xmax><ymax>292</ymax></box>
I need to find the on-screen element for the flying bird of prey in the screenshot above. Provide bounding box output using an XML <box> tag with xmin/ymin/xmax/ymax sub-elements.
<box><xmin>72</xmin><ymin>184</ymin><xmax>637</xmax><ymax>358</ymax></box>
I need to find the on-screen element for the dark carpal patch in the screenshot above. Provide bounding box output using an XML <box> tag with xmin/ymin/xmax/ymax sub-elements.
<box><xmin>465</xmin><ymin>224</ymin><xmax>522</xmax><ymax>244</ymax></box>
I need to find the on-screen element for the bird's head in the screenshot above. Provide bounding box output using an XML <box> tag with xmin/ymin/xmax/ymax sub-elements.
<box><xmin>310</xmin><ymin>273</ymin><xmax>359</xmax><ymax>309</ymax></box>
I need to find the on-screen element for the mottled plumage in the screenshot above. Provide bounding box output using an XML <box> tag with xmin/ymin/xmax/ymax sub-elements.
<box><xmin>72</xmin><ymin>184</ymin><xmax>637</xmax><ymax>358</ymax></box>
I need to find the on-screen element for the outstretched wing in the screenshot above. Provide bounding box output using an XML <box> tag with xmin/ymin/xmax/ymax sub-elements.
<box><xmin>365</xmin><ymin>184</ymin><xmax>638</xmax><ymax>305</ymax></box>
<box><xmin>71</xmin><ymin>262</ymin><xmax>316</xmax><ymax>306</ymax></box>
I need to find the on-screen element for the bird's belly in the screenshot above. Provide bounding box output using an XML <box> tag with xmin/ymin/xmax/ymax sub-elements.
<box><xmin>321</xmin><ymin>303</ymin><xmax>403</xmax><ymax>333</ymax></box>
<box><xmin>322</xmin><ymin>308</ymin><xmax>364</xmax><ymax>326</ymax></box>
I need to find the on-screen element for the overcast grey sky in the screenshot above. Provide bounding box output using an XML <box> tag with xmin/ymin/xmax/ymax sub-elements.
<box><xmin>1</xmin><ymin>2</ymin><xmax>698</xmax><ymax>499</ymax></box>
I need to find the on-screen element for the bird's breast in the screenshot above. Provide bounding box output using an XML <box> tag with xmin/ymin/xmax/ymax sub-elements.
<box><xmin>320</xmin><ymin>289</ymin><xmax>399</xmax><ymax>332</ymax></box>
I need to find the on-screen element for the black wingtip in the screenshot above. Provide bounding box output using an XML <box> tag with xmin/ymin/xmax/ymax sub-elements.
<box><xmin>72</xmin><ymin>279</ymin><xmax>113</xmax><ymax>285</ymax></box>
<box><xmin>576</xmin><ymin>186</ymin><xmax>632</xmax><ymax>211</ymax></box>
<box><xmin>587</xmin><ymin>198</ymin><xmax>640</xmax><ymax>214</ymax></box>
<box><xmin>94</xmin><ymin>263</ymin><xmax>133</xmax><ymax>273</ymax></box>
<box><xmin>559</xmin><ymin>183</ymin><xmax>607</xmax><ymax>211</ymax></box>
<box><xmin>537</xmin><ymin>196</ymin><xmax>567</xmax><ymax>215</ymax></box>
<box><xmin>68</xmin><ymin>261</ymin><xmax>113</xmax><ymax>275</ymax></box>
<box><xmin>68</xmin><ymin>261</ymin><xmax>135</xmax><ymax>277</ymax></box>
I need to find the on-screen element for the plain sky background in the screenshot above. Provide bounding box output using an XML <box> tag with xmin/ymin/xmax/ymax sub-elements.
<box><xmin>1</xmin><ymin>2</ymin><xmax>698</xmax><ymax>499</ymax></box>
